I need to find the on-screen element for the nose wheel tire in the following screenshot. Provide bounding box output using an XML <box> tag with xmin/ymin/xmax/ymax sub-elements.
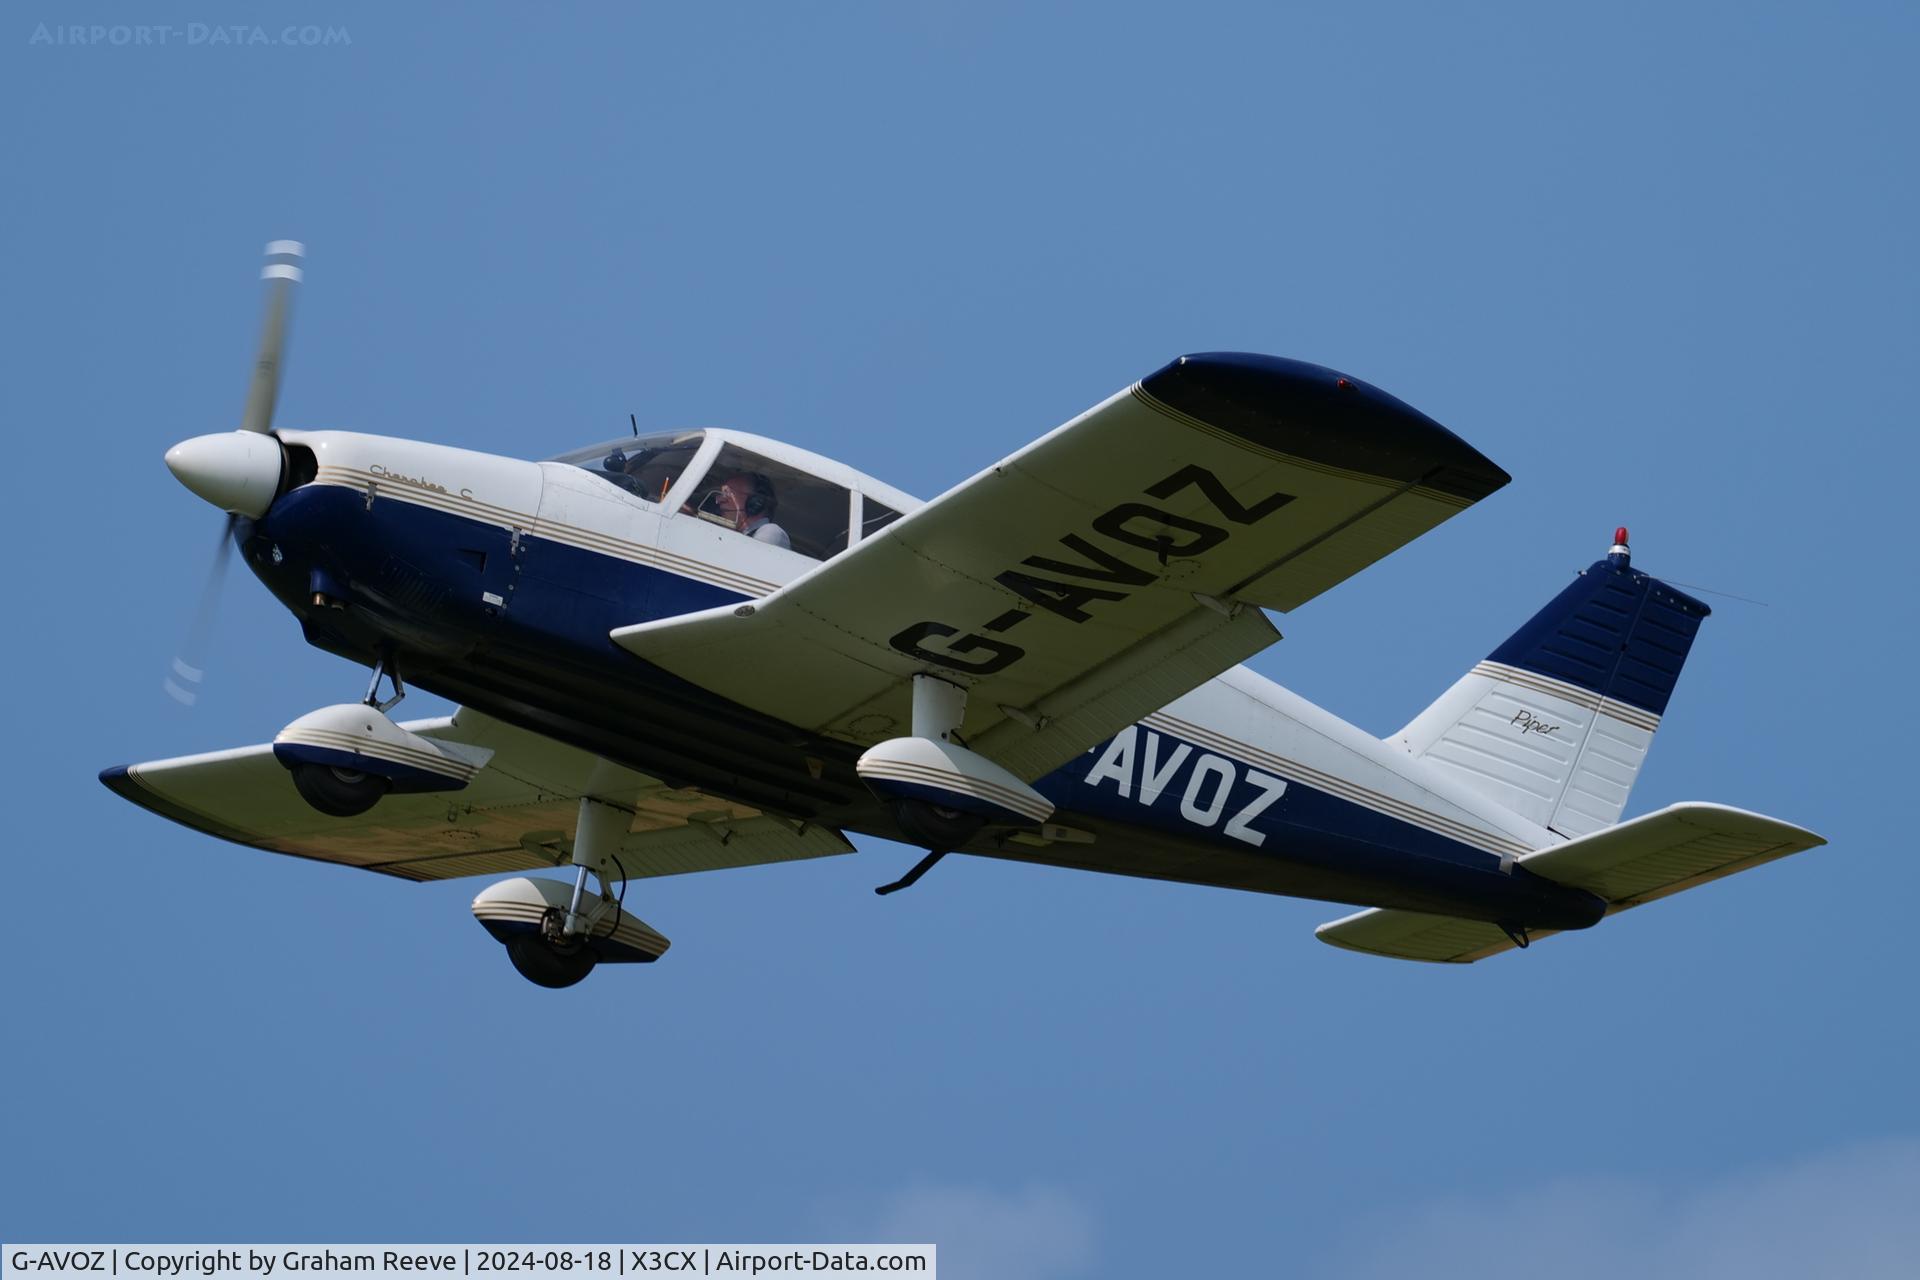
<box><xmin>289</xmin><ymin>761</ymin><xmax>391</xmax><ymax>817</ymax></box>
<box><xmin>504</xmin><ymin>934</ymin><xmax>599</xmax><ymax>989</ymax></box>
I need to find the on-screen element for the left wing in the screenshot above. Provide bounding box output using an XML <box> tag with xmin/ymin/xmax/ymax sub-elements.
<box><xmin>615</xmin><ymin>353</ymin><xmax>1508</xmax><ymax>780</ymax></box>
<box><xmin>101</xmin><ymin>709</ymin><xmax>854</xmax><ymax>882</ymax></box>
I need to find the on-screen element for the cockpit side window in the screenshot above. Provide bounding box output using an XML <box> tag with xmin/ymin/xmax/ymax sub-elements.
<box><xmin>685</xmin><ymin>444</ymin><xmax>851</xmax><ymax>561</ymax></box>
<box><xmin>552</xmin><ymin>430</ymin><xmax>706</xmax><ymax>506</ymax></box>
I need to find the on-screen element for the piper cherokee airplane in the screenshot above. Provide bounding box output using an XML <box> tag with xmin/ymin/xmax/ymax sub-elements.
<box><xmin>103</xmin><ymin>243</ymin><xmax>1826</xmax><ymax>987</ymax></box>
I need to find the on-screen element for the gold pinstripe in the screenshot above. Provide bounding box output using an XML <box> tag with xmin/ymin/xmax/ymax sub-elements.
<box><xmin>277</xmin><ymin>726</ymin><xmax>477</xmax><ymax>774</ymax></box>
<box><xmin>275</xmin><ymin>727</ymin><xmax>480</xmax><ymax>780</ymax></box>
<box><xmin>471</xmin><ymin>902</ymin><xmax>668</xmax><ymax>951</ymax></box>
<box><xmin>866</xmin><ymin>761</ymin><xmax>1049</xmax><ymax>812</ymax></box>
<box><xmin>859</xmin><ymin>759</ymin><xmax>1054</xmax><ymax>821</ymax></box>
<box><xmin>1141</xmin><ymin>711</ymin><xmax>1535</xmax><ymax>859</ymax></box>
<box><xmin>311</xmin><ymin>465</ymin><xmax>780</xmax><ymax>598</ymax></box>
<box><xmin>1469</xmin><ymin>661</ymin><xmax>1662</xmax><ymax>732</ymax></box>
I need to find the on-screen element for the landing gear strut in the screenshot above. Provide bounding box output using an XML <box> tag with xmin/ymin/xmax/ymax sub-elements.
<box><xmin>364</xmin><ymin>651</ymin><xmax>406</xmax><ymax>712</ymax></box>
<box><xmin>495</xmin><ymin>796</ymin><xmax>630</xmax><ymax>989</ymax></box>
<box><xmin>867</xmin><ymin>676</ymin><xmax>1012</xmax><ymax>895</ymax></box>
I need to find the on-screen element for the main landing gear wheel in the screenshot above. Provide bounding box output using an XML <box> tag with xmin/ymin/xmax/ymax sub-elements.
<box><xmin>504</xmin><ymin>906</ymin><xmax>599</xmax><ymax>989</ymax></box>
<box><xmin>289</xmin><ymin>761</ymin><xmax>391</xmax><ymax>817</ymax></box>
<box><xmin>504</xmin><ymin>934</ymin><xmax>599</xmax><ymax>989</ymax></box>
<box><xmin>888</xmin><ymin>797</ymin><xmax>985</xmax><ymax>850</ymax></box>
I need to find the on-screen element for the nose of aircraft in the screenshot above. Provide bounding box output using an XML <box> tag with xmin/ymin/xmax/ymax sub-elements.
<box><xmin>164</xmin><ymin>431</ymin><xmax>284</xmax><ymax>517</ymax></box>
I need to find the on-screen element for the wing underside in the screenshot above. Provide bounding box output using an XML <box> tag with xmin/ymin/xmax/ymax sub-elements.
<box><xmin>103</xmin><ymin>710</ymin><xmax>855</xmax><ymax>882</ymax></box>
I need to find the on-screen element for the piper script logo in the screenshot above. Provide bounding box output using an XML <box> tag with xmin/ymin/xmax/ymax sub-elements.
<box><xmin>1511</xmin><ymin>710</ymin><xmax>1560</xmax><ymax>736</ymax></box>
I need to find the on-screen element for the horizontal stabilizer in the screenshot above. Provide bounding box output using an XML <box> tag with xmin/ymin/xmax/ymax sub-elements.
<box><xmin>1316</xmin><ymin>802</ymin><xmax>1825</xmax><ymax>963</ymax></box>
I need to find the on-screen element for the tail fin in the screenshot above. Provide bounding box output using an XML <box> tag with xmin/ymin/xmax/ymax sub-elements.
<box><xmin>1393</xmin><ymin>529</ymin><xmax>1711</xmax><ymax>838</ymax></box>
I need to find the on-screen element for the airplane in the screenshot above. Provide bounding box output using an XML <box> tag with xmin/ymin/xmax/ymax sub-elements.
<box><xmin>102</xmin><ymin>243</ymin><xmax>1826</xmax><ymax>987</ymax></box>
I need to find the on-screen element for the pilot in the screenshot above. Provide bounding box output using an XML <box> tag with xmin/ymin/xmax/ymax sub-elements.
<box><xmin>716</xmin><ymin>472</ymin><xmax>791</xmax><ymax>549</ymax></box>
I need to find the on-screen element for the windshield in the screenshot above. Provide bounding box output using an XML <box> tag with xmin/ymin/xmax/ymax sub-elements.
<box><xmin>550</xmin><ymin>430</ymin><xmax>706</xmax><ymax>504</ymax></box>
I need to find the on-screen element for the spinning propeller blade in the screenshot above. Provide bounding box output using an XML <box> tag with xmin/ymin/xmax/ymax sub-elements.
<box><xmin>163</xmin><ymin>517</ymin><xmax>238</xmax><ymax>707</ymax></box>
<box><xmin>164</xmin><ymin>240</ymin><xmax>302</xmax><ymax>706</ymax></box>
<box><xmin>239</xmin><ymin>240</ymin><xmax>303</xmax><ymax>435</ymax></box>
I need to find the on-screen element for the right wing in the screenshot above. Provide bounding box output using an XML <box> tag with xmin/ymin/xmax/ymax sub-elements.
<box><xmin>1316</xmin><ymin>802</ymin><xmax>1827</xmax><ymax>962</ymax></box>
<box><xmin>101</xmin><ymin>709</ymin><xmax>854</xmax><ymax>882</ymax></box>
<box><xmin>616</xmin><ymin>353</ymin><xmax>1509</xmax><ymax>781</ymax></box>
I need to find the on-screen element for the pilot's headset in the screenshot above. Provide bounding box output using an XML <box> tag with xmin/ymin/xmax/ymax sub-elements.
<box><xmin>741</xmin><ymin>473</ymin><xmax>777</xmax><ymax>518</ymax></box>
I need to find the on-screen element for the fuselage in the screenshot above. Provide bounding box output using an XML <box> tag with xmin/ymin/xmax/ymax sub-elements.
<box><xmin>246</xmin><ymin>427</ymin><xmax>1601</xmax><ymax>930</ymax></box>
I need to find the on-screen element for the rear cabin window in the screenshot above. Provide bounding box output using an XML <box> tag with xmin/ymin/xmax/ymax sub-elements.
<box><xmin>684</xmin><ymin>444</ymin><xmax>852</xmax><ymax>561</ymax></box>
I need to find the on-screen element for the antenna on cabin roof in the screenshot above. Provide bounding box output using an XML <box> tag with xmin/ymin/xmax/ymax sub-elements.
<box><xmin>629</xmin><ymin>413</ymin><xmax>639</xmax><ymax>438</ymax></box>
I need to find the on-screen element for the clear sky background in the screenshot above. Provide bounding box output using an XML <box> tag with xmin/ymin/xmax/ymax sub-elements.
<box><xmin>4</xmin><ymin>3</ymin><xmax>1916</xmax><ymax>1276</ymax></box>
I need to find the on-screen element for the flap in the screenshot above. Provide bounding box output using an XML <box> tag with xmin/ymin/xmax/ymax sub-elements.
<box><xmin>615</xmin><ymin>353</ymin><xmax>1508</xmax><ymax>781</ymax></box>
<box><xmin>101</xmin><ymin>709</ymin><xmax>855</xmax><ymax>882</ymax></box>
<box><xmin>1316</xmin><ymin>802</ymin><xmax>1827</xmax><ymax>963</ymax></box>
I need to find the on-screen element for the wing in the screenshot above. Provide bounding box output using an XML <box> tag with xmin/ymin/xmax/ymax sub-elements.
<box><xmin>615</xmin><ymin>352</ymin><xmax>1509</xmax><ymax>780</ymax></box>
<box><xmin>1315</xmin><ymin>802</ymin><xmax>1827</xmax><ymax>962</ymax></box>
<box><xmin>101</xmin><ymin>709</ymin><xmax>855</xmax><ymax>882</ymax></box>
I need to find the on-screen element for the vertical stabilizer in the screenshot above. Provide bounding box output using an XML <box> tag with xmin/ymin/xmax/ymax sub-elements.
<box><xmin>1393</xmin><ymin>530</ymin><xmax>1711</xmax><ymax>838</ymax></box>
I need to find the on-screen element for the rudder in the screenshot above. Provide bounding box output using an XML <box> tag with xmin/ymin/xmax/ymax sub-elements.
<box><xmin>1393</xmin><ymin>530</ymin><xmax>1711</xmax><ymax>838</ymax></box>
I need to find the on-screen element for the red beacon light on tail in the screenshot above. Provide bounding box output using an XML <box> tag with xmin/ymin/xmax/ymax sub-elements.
<box><xmin>1609</xmin><ymin>525</ymin><xmax>1631</xmax><ymax>566</ymax></box>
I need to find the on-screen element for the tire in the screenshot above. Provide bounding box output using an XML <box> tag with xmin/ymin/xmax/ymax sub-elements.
<box><xmin>504</xmin><ymin>934</ymin><xmax>599</xmax><ymax>989</ymax></box>
<box><xmin>888</xmin><ymin>797</ymin><xmax>986</xmax><ymax>850</ymax></box>
<box><xmin>289</xmin><ymin>761</ymin><xmax>391</xmax><ymax>817</ymax></box>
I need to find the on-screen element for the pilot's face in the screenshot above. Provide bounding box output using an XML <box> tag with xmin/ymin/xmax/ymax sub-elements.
<box><xmin>717</xmin><ymin>476</ymin><xmax>753</xmax><ymax>528</ymax></box>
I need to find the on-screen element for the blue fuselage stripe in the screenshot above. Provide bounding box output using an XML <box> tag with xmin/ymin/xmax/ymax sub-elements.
<box><xmin>254</xmin><ymin>485</ymin><xmax>1588</xmax><ymax>923</ymax></box>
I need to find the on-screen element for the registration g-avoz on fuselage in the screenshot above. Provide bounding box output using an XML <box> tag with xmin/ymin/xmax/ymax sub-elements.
<box><xmin>104</xmin><ymin>243</ymin><xmax>1827</xmax><ymax>986</ymax></box>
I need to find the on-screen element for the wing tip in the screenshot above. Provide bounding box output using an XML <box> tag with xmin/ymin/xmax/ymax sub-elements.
<box><xmin>99</xmin><ymin>758</ymin><xmax>269</xmax><ymax>848</ymax></box>
<box><xmin>1142</xmin><ymin>352</ymin><xmax>1510</xmax><ymax>501</ymax></box>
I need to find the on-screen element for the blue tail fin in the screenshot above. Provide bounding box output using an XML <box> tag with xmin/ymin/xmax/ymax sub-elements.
<box><xmin>1393</xmin><ymin>531</ymin><xmax>1712</xmax><ymax>837</ymax></box>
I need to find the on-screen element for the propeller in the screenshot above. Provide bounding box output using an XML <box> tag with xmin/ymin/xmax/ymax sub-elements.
<box><xmin>162</xmin><ymin>241</ymin><xmax>303</xmax><ymax>707</ymax></box>
<box><xmin>162</xmin><ymin>518</ymin><xmax>237</xmax><ymax>706</ymax></box>
<box><xmin>240</xmin><ymin>240</ymin><xmax>303</xmax><ymax>434</ymax></box>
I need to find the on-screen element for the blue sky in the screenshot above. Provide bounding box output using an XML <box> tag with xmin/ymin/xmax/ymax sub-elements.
<box><xmin>3</xmin><ymin>3</ymin><xmax>1915</xmax><ymax>1275</ymax></box>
